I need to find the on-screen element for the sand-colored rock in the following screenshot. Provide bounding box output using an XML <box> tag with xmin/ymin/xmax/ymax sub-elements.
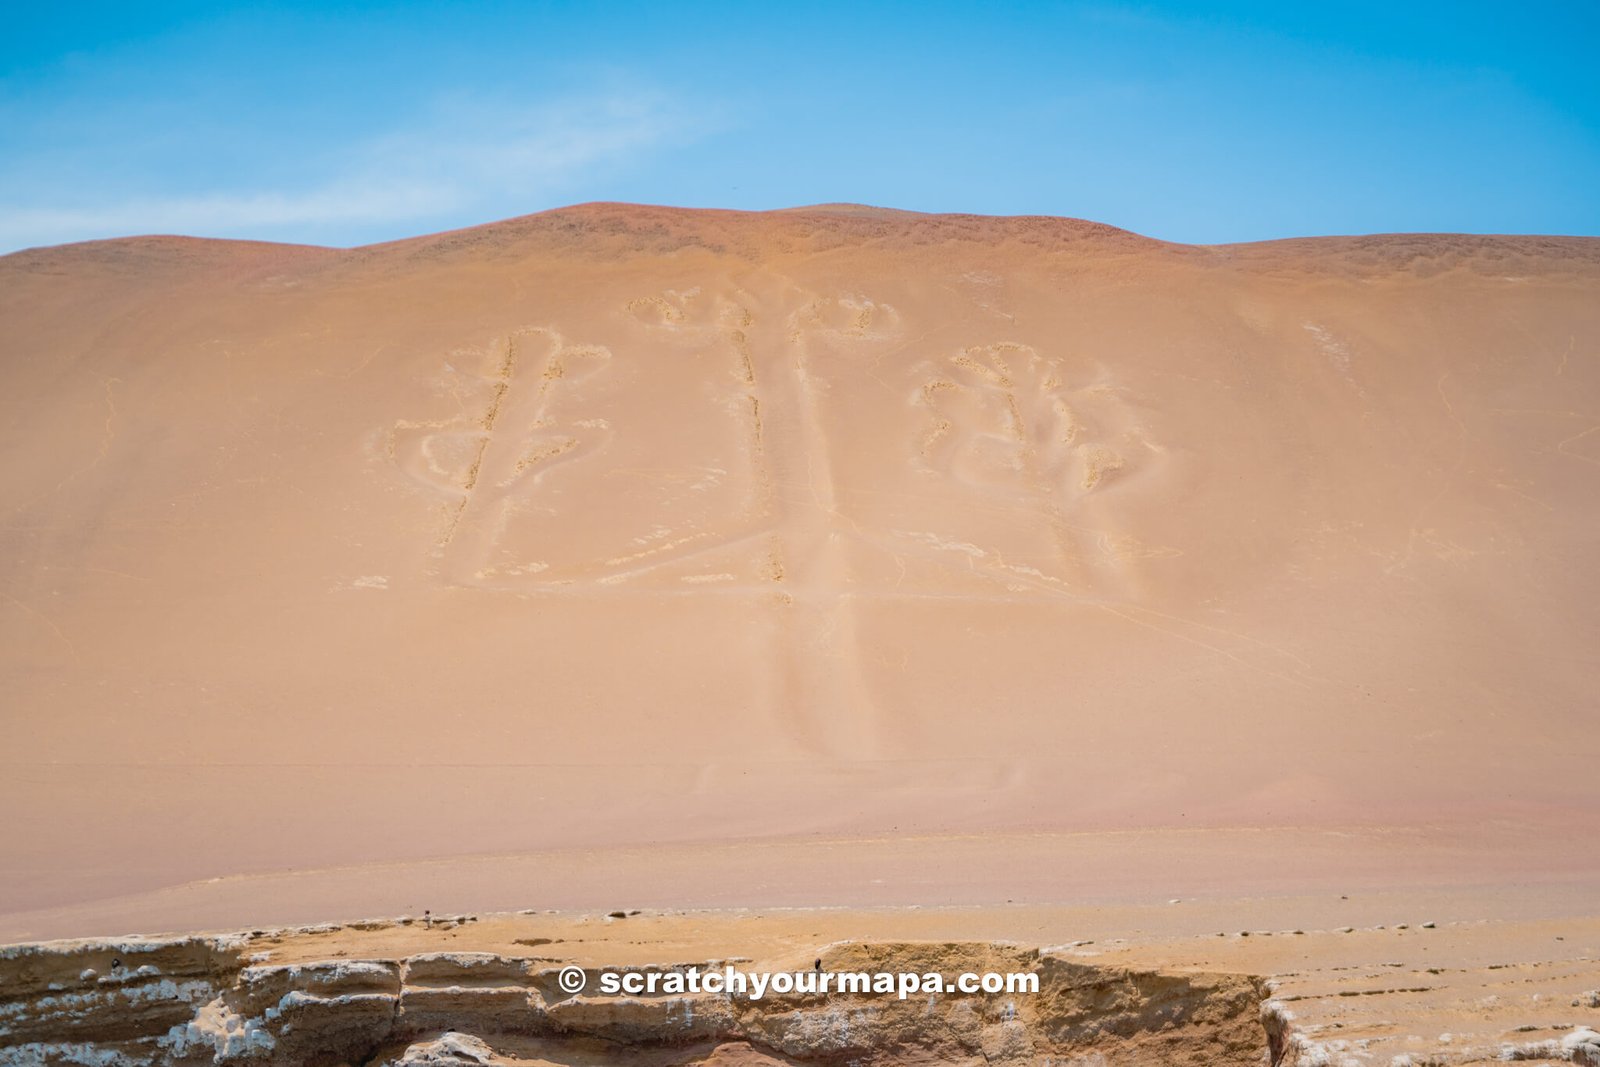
<box><xmin>4</xmin><ymin>904</ymin><xmax>1599</xmax><ymax>1065</ymax></box>
<box><xmin>0</xmin><ymin>926</ymin><xmax>1269</xmax><ymax>1065</ymax></box>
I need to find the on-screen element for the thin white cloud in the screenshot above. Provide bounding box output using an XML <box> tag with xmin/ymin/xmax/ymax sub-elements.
<box><xmin>0</xmin><ymin>89</ymin><xmax>701</xmax><ymax>251</ymax></box>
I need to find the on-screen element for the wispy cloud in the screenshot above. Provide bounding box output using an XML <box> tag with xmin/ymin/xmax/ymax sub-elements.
<box><xmin>0</xmin><ymin>88</ymin><xmax>703</xmax><ymax>251</ymax></box>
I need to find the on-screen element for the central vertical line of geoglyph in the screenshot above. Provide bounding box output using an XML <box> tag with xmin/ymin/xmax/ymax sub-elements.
<box><xmin>779</xmin><ymin>297</ymin><xmax>882</xmax><ymax>758</ymax></box>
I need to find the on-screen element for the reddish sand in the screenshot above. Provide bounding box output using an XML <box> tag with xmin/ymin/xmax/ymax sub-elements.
<box><xmin>1</xmin><ymin>204</ymin><xmax>1597</xmax><ymax>942</ymax></box>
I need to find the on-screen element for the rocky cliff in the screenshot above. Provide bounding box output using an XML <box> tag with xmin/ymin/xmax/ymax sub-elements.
<box><xmin>1</xmin><ymin>928</ymin><xmax>1270</xmax><ymax>1065</ymax></box>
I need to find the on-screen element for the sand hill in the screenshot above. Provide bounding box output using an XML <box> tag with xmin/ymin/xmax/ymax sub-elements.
<box><xmin>2</xmin><ymin>204</ymin><xmax>1597</xmax><ymax>942</ymax></box>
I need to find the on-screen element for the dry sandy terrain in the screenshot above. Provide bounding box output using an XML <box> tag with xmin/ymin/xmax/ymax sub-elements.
<box><xmin>2</xmin><ymin>205</ymin><xmax>1597</xmax><ymax>968</ymax></box>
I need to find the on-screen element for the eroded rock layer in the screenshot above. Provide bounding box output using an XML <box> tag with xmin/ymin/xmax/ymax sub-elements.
<box><xmin>0</xmin><ymin>932</ymin><xmax>1269</xmax><ymax>1066</ymax></box>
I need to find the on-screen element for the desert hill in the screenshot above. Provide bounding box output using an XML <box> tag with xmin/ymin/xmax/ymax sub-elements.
<box><xmin>2</xmin><ymin>204</ymin><xmax>1597</xmax><ymax>938</ymax></box>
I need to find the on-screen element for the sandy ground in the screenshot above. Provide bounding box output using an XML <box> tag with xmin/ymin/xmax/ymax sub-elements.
<box><xmin>3</xmin><ymin>825</ymin><xmax>1599</xmax><ymax>945</ymax></box>
<box><xmin>2</xmin><ymin>205</ymin><xmax>1598</xmax><ymax>960</ymax></box>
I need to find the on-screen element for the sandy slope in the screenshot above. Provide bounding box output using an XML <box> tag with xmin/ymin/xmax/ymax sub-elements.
<box><xmin>1</xmin><ymin>204</ymin><xmax>1597</xmax><ymax>939</ymax></box>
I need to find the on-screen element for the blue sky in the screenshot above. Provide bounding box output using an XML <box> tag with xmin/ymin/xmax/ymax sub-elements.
<box><xmin>2</xmin><ymin>1</ymin><xmax>1597</xmax><ymax>251</ymax></box>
